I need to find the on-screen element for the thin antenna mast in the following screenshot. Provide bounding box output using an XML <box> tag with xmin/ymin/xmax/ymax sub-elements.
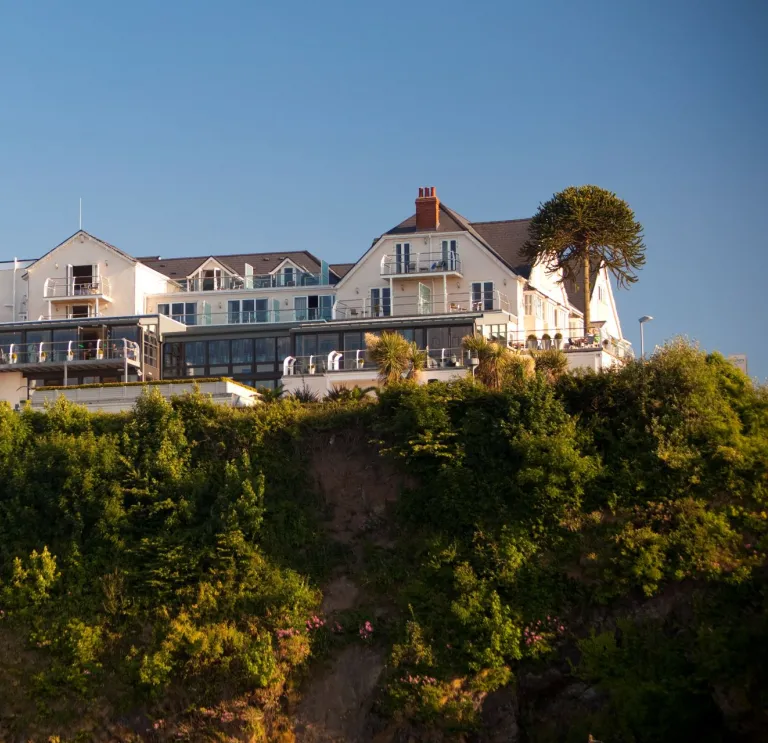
<box><xmin>79</xmin><ymin>198</ymin><xmax>82</xmax><ymax>230</ymax></box>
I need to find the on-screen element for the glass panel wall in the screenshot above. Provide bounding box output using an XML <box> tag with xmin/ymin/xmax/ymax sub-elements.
<box><xmin>208</xmin><ymin>340</ymin><xmax>230</xmax><ymax>365</ymax></box>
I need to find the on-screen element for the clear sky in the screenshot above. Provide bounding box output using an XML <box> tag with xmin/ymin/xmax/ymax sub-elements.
<box><xmin>1</xmin><ymin>0</ymin><xmax>766</xmax><ymax>377</ymax></box>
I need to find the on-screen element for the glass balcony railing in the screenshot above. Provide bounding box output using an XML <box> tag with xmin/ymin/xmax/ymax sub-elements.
<box><xmin>0</xmin><ymin>339</ymin><xmax>140</xmax><ymax>366</ymax></box>
<box><xmin>174</xmin><ymin>272</ymin><xmax>327</xmax><ymax>293</ymax></box>
<box><xmin>334</xmin><ymin>289</ymin><xmax>513</xmax><ymax>320</ymax></box>
<box><xmin>380</xmin><ymin>251</ymin><xmax>462</xmax><ymax>276</ymax></box>
<box><xmin>43</xmin><ymin>277</ymin><xmax>113</xmax><ymax>299</ymax></box>
<box><xmin>159</xmin><ymin>307</ymin><xmax>336</xmax><ymax>326</ymax></box>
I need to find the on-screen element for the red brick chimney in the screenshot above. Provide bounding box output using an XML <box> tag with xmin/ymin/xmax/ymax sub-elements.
<box><xmin>415</xmin><ymin>186</ymin><xmax>440</xmax><ymax>231</ymax></box>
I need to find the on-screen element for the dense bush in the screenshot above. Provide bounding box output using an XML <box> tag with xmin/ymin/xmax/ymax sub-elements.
<box><xmin>0</xmin><ymin>341</ymin><xmax>765</xmax><ymax>740</ymax></box>
<box><xmin>0</xmin><ymin>390</ymin><xmax>325</xmax><ymax>726</ymax></box>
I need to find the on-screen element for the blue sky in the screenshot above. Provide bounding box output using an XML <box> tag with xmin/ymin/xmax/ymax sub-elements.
<box><xmin>1</xmin><ymin>0</ymin><xmax>766</xmax><ymax>377</ymax></box>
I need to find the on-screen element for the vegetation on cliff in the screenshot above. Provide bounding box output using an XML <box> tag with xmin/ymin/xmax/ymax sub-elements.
<box><xmin>0</xmin><ymin>340</ymin><xmax>766</xmax><ymax>741</ymax></box>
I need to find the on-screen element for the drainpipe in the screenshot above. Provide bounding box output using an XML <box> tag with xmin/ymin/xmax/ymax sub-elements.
<box><xmin>12</xmin><ymin>258</ymin><xmax>17</xmax><ymax>322</ymax></box>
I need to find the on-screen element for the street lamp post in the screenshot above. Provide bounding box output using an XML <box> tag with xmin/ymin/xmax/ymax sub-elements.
<box><xmin>638</xmin><ymin>316</ymin><xmax>653</xmax><ymax>359</ymax></box>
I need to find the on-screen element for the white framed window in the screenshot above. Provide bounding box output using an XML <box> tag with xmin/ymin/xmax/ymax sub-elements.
<box><xmin>440</xmin><ymin>239</ymin><xmax>458</xmax><ymax>270</ymax></box>
<box><xmin>295</xmin><ymin>294</ymin><xmax>334</xmax><ymax>321</ymax></box>
<box><xmin>547</xmin><ymin>302</ymin><xmax>555</xmax><ymax>325</ymax></box>
<box><xmin>535</xmin><ymin>296</ymin><xmax>544</xmax><ymax>320</ymax></box>
<box><xmin>370</xmin><ymin>287</ymin><xmax>391</xmax><ymax>317</ymax></box>
<box><xmin>161</xmin><ymin>302</ymin><xmax>197</xmax><ymax>325</ymax></box>
<box><xmin>524</xmin><ymin>295</ymin><xmax>533</xmax><ymax>316</ymax></box>
<box><xmin>228</xmin><ymin>299</ymin><xmax>265</xmax><ymax>324</ymax></box>
<box><xmin>201</xmin><ymin>268</ymin><xmax>221</xmax><ymax>291</ymax></box>
<box><xmin>471</xmin><ymin>282</ymin><xmax>494</xmax><ymax>311</ymax></box>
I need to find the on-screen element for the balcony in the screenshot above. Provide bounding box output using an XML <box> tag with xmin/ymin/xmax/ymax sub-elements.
<box><xmin>44</xmin><ymin>277</ymin><xmax>113</xmax><ymax>301</ymax></box>
<box><xmin>0</xmin><ymin>338</ymin><xmax>141</xmax><ymax>374</ymax></box>
<box><xmin>283</xmin><ymin>346</ymin><xmax>470</xmax><ymax>376</ymax></box>
<box><xmin>506</xmin><ymin>330</ymin><xmax>633</xmax><ymax>359</ymax></box>
<box><xmin>334</xmin><ymin>290</ymin><xmax>514</xmax><ymax>320</ymax></box>
<box><xmin>281</xmin><ymin>346</ymin><xmax>470</xmax><ymax>397</ymax></box>
<box><xmin>172</xmin><ymin>272</ymin><xmax>329</xmax><ymax>293</ymax></box>
<box><xmin>161</xmin><ymin>306</ymin><xmax>335</xmax><ymax>327</ymax></box>
<box><xmin>381</xmin><ymin>251</ymin><xmax>462</xmax><ymax>277</ymax></box>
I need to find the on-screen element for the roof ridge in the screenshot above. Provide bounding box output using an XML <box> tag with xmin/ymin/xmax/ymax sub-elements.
<box><xmin>471</xmin><ymin>217</ymin><xmax>532</xmax><ymax>226</ymax></box>
<box><xmin>141</xmin><ymin>249</ymin><xmax>317</xmax><ymax>262</ymax></box>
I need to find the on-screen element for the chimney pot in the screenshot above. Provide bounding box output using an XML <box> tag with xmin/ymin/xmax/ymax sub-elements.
<box><xmin>415</xmin><ymin>185</ymin><xmax>440</xmax><ymax>231</ymax></box>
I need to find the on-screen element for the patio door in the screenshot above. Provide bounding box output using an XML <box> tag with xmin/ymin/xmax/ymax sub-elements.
<box><xmin>441</xmin><ymin>240</ymin><xmax>457</xmax><ymax>270</ymax></box>
<box><xmin>471</xmin><ymin>282</ymin><xmax>494</xmax><ymax>311</ymax></box>
<box><xmin>395</xmin><ymin>243</ymin><xmax>411</xmax><ymax>273</ymax></box>
<box><xmin>418</xmin><ymin>283</ymin><xmax>432</xmax><ymax>315</ymax></box>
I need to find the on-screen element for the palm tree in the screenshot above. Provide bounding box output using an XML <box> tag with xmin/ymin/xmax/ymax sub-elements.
<box><xmin>521</xmin><ymin>185</ymin><xmax>645</xmax><ymax>332</ymax></box>
<box><xmin>530</xmin><ymin>349</ymin><xmax>568</xmax><ymax>382</ymax></box>
<box><xmin>291</xmin><ymin>383</ymin><xmax>320</xmax><ymax>403</ymax></box>
<box><xmin>462</xmin><ymin>334</ymin><xmax>512</xmax><ymax>391</ymax></box>
<box><xmin>258</xmin><ymin>383</ymin><xmax>285</xmax><ymax>403</ymax></box>
<box><xmin>506</xmin><ymin>352</ymin><xmax>536</xmax><ymax>383</ymax></box>
<box><xmin>365</xmin><ymin>331</ymin><xmax>412</xmax><ymax>385</ymax></box>
<box><xmin>326</xmin><ymin>384</ymin><xmax>376</xmax><ymax>402</ymax></box>
<box><xmin>407</xmin><ymin>344</ymin><xmax>428</xmax><ymax>383</ymax></box>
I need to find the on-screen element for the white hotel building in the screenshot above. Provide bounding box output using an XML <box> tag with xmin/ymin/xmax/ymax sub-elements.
<box><xmin>0</xmin><ymin>187</ymin><xmax>630</xmax><ymax>407</ymax></box>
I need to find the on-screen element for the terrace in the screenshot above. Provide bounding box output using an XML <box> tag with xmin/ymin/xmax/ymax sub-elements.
<box><xmin>0</xmin><ymin>338</ymin><xmax>141</xmax><ymax>382</ymax></box>
<box><xmin>167</xmin><ymin>270</ymin><xmax>331</xmax><ymax>293</ymax></box>
<box><xmin>334</xmin><ymin>289</ymin><xmax>514</xmax><ymax>320</ymax></box>
<box><xmin>380</xmin><ymin>250</ymin><xmax>463</xmax><ymax>277</ymax></box>
<box><xmin>43</xmin><ymin>276</ymin><xmax>113</xmax><ymax>301</ymax></box>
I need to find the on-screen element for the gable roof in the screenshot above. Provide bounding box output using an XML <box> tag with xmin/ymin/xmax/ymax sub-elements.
<box><xmin>382</xmin><ymin>203</ymin><xmax>536</xmax><ymax>279</ymax></box>
<box><xmin>30</xmin><ymin>230</ymin><xmax>138</xmax><ymax>268</ymax></box>
<box><xmin>138</xmin><ymin>250</ymin><xmax>341</xmax><ymax>282</ymax></box>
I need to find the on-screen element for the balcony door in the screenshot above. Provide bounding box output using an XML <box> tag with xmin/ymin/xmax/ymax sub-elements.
<box><xmin>395</xmin><ymin>243</ymin><xmax>411</xmax><ymax>274</ymax></box>
<box><xmin>441</xmin><ymin>240</ymin><xmax>458</xmax><ymax>271</ymax></box>
<box><xmin>418</xmin><ymin>283</ymin><xmax>432</xmax><ymax>315</ymax></box>
<box><xmin>471</xmin><ymin>282</ymin><xmax>494</xmax><ymax>311</ymax></box>
<box><xmin>202</xmin><ymin>269</ymin><xmax>221</xmax><ymax>291</ymax></box>
<box><xmin>370</xmin><ymin>287</ymin><xmax>391</xmax><ymax>317</ymax></box>
<box><xmin>69</xmin><ymin>264</ymin><xmax>97</xmax><ymax>295</ymax></box>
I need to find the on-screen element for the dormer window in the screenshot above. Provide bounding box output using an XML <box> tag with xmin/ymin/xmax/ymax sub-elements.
<box><xmin>283</xmin><ymin>267</ymin><xmax>295</xmax><ymax>286</ymax></box>
<box><xmin>202</xmin><ymin>268</ymin><xmax>221</xmax><ymax>291</ymax></box>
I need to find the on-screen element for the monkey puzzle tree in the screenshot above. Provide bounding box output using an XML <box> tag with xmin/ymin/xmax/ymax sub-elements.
<box><xmin>522</xmin><ymin>185</ymin><xmax>646</xmax><ymax>332</ymax></box>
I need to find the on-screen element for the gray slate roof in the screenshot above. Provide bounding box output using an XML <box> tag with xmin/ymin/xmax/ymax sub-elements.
<box><xmin>384</xmin><ymin>205</ymin><xmax>535</xmax><ymax>279</ymax></box>
<box><xmin>138</xmin><ymin>250</ymin><xmax>341</xmax><ymax>282</ymax></box>
<box><xmin>329</xmin><ymin>262</ymin><xmax>355</xmax><ymax>278</ymax></box>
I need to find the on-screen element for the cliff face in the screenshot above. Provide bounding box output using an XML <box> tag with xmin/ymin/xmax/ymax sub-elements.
<box><xmin>0</xmin><ymin>342</ymin><xmax>766</xmax><ymax>742</ymax></box>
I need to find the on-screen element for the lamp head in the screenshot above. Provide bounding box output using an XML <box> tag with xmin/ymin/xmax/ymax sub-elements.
<box><xmin>639</xmin><ymin>315</ymin><xmax>653</xmax><ymax>324</ymax></box>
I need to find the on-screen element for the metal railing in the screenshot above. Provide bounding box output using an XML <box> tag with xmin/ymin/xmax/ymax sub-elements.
<box><xmin>0</xmin><ymin>338</ymin><xmax>140</xmax><ymax>365</ymax></box>
<box><xmin>283</xmin><ymin>347</ymin><xmax>470</xmax><ymax>376</ymax></box>
<box><xmin>160</xmin><ymin>307</ymin><xmax>335</xmax><ymax>326</ymax></box>
<box><xmin>334</xmin><ymin>289</ymin><xmax>513</xmax><ymax>319</ymax></box>
<box><xmin>34</xmin><ymin>311</ymin><xmax>106</xmax><ymax>321</ymax></box>
<box><xmin>171</xmin><ymin>271</ymin><xmax>329</xmax><ymax>293</ymax></box>
<box><xmin>381</xmin><ymin>251</ymin><xmax>462</xmax><ymax>276</ymax></box>
<box><xmin>503</xmin><ymin>330</ymin><xmax>633</xmax><ymax>358</ymax></box>
<box><xmin>43</xmin><ymin>276</ymin><xmax>113</xmax><ymax>299</ymax></box>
